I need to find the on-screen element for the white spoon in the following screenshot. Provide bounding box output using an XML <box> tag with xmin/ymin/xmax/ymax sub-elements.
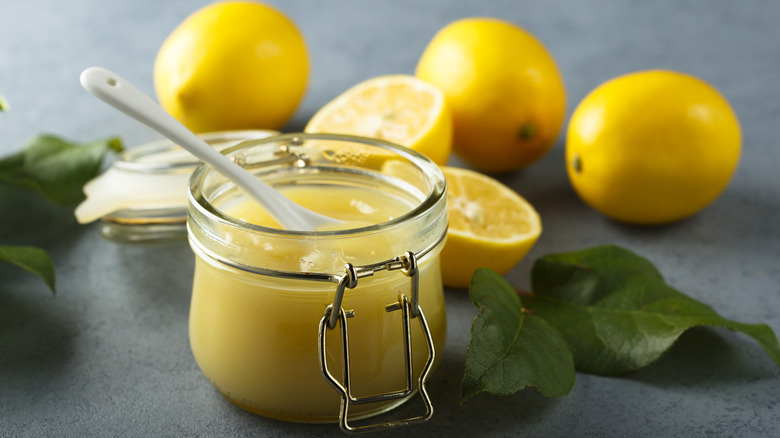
<box><xmin>80</xmin><ymin>67</ymin><xmax>342</xmax><ymax>231</ymax></box>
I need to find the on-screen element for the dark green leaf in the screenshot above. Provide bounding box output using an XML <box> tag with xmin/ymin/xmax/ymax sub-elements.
<box><xmin>0</xmin><ymin>134</ymin><xmax>123</xmax><ymax>205</ymax></box>
<box><xmin>462</xmin><ymin>268</ymin><xmax>575</xmax><ymax>403</ymax></box>
<box><xmin>525</xmin><ymin>245</ymin><xmax>780</xmax><ymax>374</ymax></box>
<box><xmin>0</xmin><ymin>245</ymin><xmax>56</xmax><ymax>293</ymax></box>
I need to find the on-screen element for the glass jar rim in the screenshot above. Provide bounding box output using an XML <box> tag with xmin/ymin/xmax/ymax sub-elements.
<box><xmin>188</xmin><ymin>132</ymin><xmax>447</xmax><ymax>239</ymax></box>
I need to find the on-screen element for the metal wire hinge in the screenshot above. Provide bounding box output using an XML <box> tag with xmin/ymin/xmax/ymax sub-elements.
<box><xmin>317</xmin><ymin>252</ymin><xmax>436</xmax><ymax>433</ymax></box>
<box><xmin>229</xmin><ymin>141</ymin><xmax>310</xmax><ymax>169</ymax></box>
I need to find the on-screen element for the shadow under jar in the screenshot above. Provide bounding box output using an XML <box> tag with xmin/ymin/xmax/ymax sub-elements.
<box><xmin>186</xmin><ymin>133</ymin><xmax>448</xmax><ymax>431</ymax></box>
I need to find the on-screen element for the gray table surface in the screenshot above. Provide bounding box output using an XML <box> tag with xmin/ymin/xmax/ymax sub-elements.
<box><xmin>2</xmin><ymin>0</ymin><xmax>779</xmax><ymax>436</ymax></box>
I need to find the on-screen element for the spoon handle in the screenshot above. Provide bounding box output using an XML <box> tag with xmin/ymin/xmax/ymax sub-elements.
<box><xmin>80</xmin><ymin>67</ymin><xmax>222</xmax><ymax>164</ymax></box>
<box><xmin>80</xmin><ymin>67</ymin><xmax>336</xmax><ymax>231</ymax></box>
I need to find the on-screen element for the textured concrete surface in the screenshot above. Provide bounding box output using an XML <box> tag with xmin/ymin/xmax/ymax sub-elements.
<box><xmin>1</xmin><ymin>0</ymin><xmax>779</xmax><ymax>436</ymax></box>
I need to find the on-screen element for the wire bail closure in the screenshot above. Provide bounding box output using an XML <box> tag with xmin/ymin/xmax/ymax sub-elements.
<box><xmin>318</xmin><ymin>251</ymin><xmax>436</xmax><ymax>433</ymax></box>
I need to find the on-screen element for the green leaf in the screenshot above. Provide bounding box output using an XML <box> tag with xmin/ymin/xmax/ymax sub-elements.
<box><xmin>0</xmin><ymin>134</ymin><xmax>123</xmax><ymax>205</ymax></box>
<box><xmin>0</xmin><ymin>91</ymin><xmax>8</xmax><ymax>111</ymax></box>
<box><xmin>0</xmin><ymin>245</ymin><xmax>56</xmax><ymax>293</ymax></box>
<box><xmin>462</xmin><ymin>268</ymin><xmax>575</xmax><ymax>403</ymax></box>
<box><xmin>524</xmin><ymin>244</ymin><xmax>780</xmax><ymax>375</ymax></box>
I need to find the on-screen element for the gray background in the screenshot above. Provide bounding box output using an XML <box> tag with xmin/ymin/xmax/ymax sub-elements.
<box><xmin>1</xmin><ymin>0</ymin><xmax>779</xmax><ymax>436</ymax></box>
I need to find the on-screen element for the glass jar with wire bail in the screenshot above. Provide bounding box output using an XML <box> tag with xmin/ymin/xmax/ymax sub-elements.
<box><xmin>186</xmin><ymin>133</ymin><xmax>448</xmax><ymax>432</ymax></box>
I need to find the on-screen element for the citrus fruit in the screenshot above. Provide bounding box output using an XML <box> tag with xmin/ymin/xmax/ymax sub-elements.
<box><xmin>305</xmin><ymin>75</ymin><xmax>453</xmax><ymax>166</ymax></box>
<box><xmin>566</xmin><ymin>70</ymin><xmax>741</xmax><ymax>225</ymax></box>
<box><xmin>415</xmin><ymin>18</ymin><xmax>565</xmax><ymax>173</ymax></box>
<box><xmin>154</xmin><ymin>1</ymin><xmax>309</xmax><ymax>132</ymax></box>
<box><xmin>440</xmin><ymin>166</ymin><xmax>542</xmax><ymax>288</ymax></box>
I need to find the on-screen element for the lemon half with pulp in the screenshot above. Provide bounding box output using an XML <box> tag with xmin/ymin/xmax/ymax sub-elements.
<box><xmin>440</xmin><ymin>166</ymin><xmax>542</xmax><ymax>288</ymax></box>
<box><xmin>305</xmin><ymin>74</ymin><xmax>452</xmax><ymax>166</ymax></box>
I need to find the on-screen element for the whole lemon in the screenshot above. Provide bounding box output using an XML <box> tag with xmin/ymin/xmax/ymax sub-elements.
<box><xmin>415</xmin><ymin>18</ymin><xmax>565</xmax><ymax>173</ymax></box>
<box><xmin>154</xmin><ymin>1</ymin><xmax>309</xmax><ymax>132</ymax></box>
<box><xmin>566</xmin><ymin>70</ymin><xmax>741</xmax><ymax>225</ymax></box>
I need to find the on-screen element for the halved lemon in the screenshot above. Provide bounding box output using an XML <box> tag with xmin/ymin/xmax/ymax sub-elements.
<box><xmin>441</xmin><ymin>166</ymin><xmax>542</xmax><ymax>288</ymax></box>
<box><xmin>304</xmin><ymin>74</ymin><xmax>453</xmax><ymax>165</ymax></box>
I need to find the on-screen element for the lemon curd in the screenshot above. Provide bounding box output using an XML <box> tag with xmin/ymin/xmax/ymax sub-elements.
<box><xmin>186</xmin><ymin>134</ymin><xmax>448</xmax><ymax>424</ymax></box>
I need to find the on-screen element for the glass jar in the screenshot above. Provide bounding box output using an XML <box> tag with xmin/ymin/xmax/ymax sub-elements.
<box><xmin>74</xmin><ymin>130</ymin><xmax>276</xmax><ymax>243</ymax></box>
<box><xmin>186</xmin><ymin>133</ymin><xmax>448</xmax><ymax>431</ymax></box>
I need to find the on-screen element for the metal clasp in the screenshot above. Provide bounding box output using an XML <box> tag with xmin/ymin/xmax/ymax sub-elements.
<box><xmin>230</xmin><ymin>140</ymin><xmax>310</xmax><ymax>169</ymax></box>
<box><xmin>318</xmin><ymin>252</ymin><xmax>436</xmax><ymax>433</ymax></box>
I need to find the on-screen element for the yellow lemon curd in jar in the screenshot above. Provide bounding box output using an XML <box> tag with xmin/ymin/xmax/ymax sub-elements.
<box><xmin>188</xmin><ymin>184</ymin><xmax>447</xmax><ymax>422</ymax></box>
